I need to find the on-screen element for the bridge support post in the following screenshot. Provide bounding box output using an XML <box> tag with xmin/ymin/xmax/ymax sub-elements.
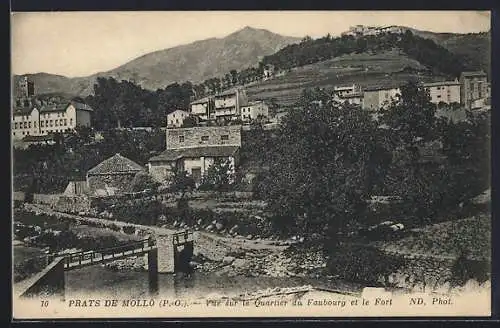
<box><xmin>155</xmin><ymin>234</ymin><xmax>174</xmax><ymax>273</ymax></box>
<box><xmin>147</xmin><ymin>249</ymin><xmax>159</xmax><ymax>296</ymax></box>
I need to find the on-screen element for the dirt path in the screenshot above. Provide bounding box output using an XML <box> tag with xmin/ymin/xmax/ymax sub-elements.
<box><xmin>19</xmin><ymin>203</ymin><xmax>289</xmax><ymax>261</ymax></box>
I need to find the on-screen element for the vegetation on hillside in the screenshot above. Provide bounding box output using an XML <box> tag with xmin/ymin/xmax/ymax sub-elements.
<box><xmin>261</xmin><ymin>31</ymin><xmax>470</xmax><ymax>78</ymax></box>
<box><xmin>254</xmin><ymin>81</ymin><xmax>490</xmax><ymax>243</ymax></box>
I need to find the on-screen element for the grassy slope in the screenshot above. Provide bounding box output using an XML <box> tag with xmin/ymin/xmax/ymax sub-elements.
<box><xmin>373</xmin><ymin>214</ymin><xmax>491</xmax><ymax>260</ymax></box>
<box><xmin>246</xmin><ymin>50</ymin><xmax>447</xmax><ymax>106</ymax></box>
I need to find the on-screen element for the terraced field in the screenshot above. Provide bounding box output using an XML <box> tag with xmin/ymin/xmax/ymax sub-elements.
<box><xmin>246</xmin><ymin>50</ymin><xmax>449</xmax><ymax>106</ymax></box>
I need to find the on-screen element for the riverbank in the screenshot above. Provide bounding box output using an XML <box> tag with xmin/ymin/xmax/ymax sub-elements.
<box><xmin>17</xmin><ymin>203</ymin><xmax>328</xmax><ymax>280</ymax></box>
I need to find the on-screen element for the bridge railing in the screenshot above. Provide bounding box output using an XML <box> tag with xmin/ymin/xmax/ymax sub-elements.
<box><xmin>172</xmin><ymin>230</ymin><xmax>193</xmax><ymax>246</ymax></box>
<box><xmin>47</xmin><ymin>238</ymin><xmax>155</xmax><ymax>267</ymax></box>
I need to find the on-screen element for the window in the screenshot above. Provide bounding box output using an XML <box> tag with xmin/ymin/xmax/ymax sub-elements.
<box><xmin>57</xmin><ymin>113</ymin><xmax>60</xmax><ymax>117</ymax></box>
<box><xmin>50</xmin><ymin>120</ymin><xmax>53</xmax><ymax>127</ymax></box>
<box><xmin>64</xmin><ymin>119</ymin><xmax>67</xmax><ymax>126</ymax></box>
<box><xmin>179</xmin><ymin>136</ymin><xmax>185</xmax><ymax>143</ymax></box>
<box><xmin>221</xmin><ymin>135</ymin><xmax>229</xmax><ymax>141</ymax></box>
<box><xmin>45</xmin><ymin>120</ymin><xmax>49</xmax><ymax>127</ymax></box>
<box><xmin>70</xmin><ymin>119</ymin><xmax>73</xmax><ymax>126</ymax></box>
<box><xmin>41</xmin><ymin>121</ymin><xmax>44</xmax><ymax>127</ymax></box>
<box><xmin>201</xmin><ymin>136</ymin><xmax>209</xmax><ymax>142</ymax></box>
<box><xmin>23</xmin><ymin>122</ymin><xmax>27</xmax><ymax>128</ymax></box>
<box><xmin>28</xmin><ymin>121</ymin><xmax>31</xmax><ymax>128</ymax></box>
<box><xmin>60</xmin><ymin>119</ymin><xmax>63</xmax><ymax>126</ymax></box>
<box><xmin>176</xmin><ymin>119</ymin><xmax>179</xmax><ymax>124</ymax></box>
<box><xmin>14</xmin><ymin>122</ymin><xmax>18</xmax><ymax>129</ymax></box>
<box><xmin>55</xmin><ymin>120</ymin><xmax>58</xmax><ymax>127</ymax></box>
<box><xmin>34</xmin><ymin>121</ymin><xmax>37</xmax><ymax>128</ymax></box>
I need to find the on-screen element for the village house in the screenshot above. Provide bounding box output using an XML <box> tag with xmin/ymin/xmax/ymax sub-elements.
<box><xmin>213</xmin><ymin>87</ymin><xmax>248</xmax><ymax>121</ymax></box>
<box><xmin>12</xmin><ymin>99</ymin><xmax>93</xmax><ymax>140</ymax></box>
<box><xmin>86</xmin><ymin>153</ymin><xmax>145</xmax><ymax>196</ymax></box>
<box><xmin>263</xmin><ymin>64</ymin><xmax>275</xmax><ymax>81</ymax></box>
<box><xmin>240</xmin><ymin>101</ymin><xmax>269</xmax><ymax>122</ymax></box>
<box><xmin>423</xmin><ymin>80</ymin><xmax>461</xmax><ymax>105</ymax></box>
<box><xmin>333</xmin><ymin>84</ymin><xmax>363</xmax><ymax>106</ymax></box>
<box><xmin>167</xmin><ymin>109</ymin><xmax>191</xmax><ymax>128</ymax></box>
<box><xmin>148</xmin><ymin>125</ymin><xmax>241</xmax><ymax>184</ymax></box>
<box><xmin>362</xmin><ymin>85</ymin><xmax>401</xmax><ymax>111</ymax></box>
<box><xmin>460</xmin><ymin>71</ymin><xmax>489</xmax><ymax>109</ymax></box>
<box><xmin>190</xmin><ymin>96</ymin><xmax>215</xmax><ymax>121</ymax></box>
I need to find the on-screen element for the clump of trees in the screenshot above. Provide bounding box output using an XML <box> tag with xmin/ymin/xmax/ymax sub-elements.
<box><xmin>261</xmin><ymin>30</ymin><xmax>474</xmax><ymax>78</ymax></box>
<box><xmin>256</xmin><ymin>80</ymin><xmax>490</xmax><ymax>245</ymax></box>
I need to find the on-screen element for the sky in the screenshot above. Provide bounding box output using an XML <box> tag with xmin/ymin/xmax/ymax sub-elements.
<box><xmin>11</xmin><ymin>11</ymin><xmax>491</xmax><ymax>77</ymax></box>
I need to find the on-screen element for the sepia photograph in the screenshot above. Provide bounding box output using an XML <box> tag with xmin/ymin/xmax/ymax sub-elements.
<box><xmin>11</xmin><ymin>10</ymin><xmax>492</xmax><ymax>319</ymax></box>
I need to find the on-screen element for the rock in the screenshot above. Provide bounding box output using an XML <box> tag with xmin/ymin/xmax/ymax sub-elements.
<box><xmin>212</xmin><ymin>220</ymin><xmax>217</xmax><ymax>225</ymax></box>
<box><xmin>232</xmin><ymin>258</ymin><xmax>247</xmax><ymax>269</ymax></box>
<box><xmin>222</xmin><ymin>256</ymin><xmax>235</xmax><ymax>265</ymax></box>
<box><xmin>173</xmin><ymin>221</ymin><xmax>179</xmax><ymax>227</ymax></box>
<box><xmin>206</xmin><ymin>224</ymin><xmax>214</xmax><ymax>231</ymax></box>
<box><xmin>246</xmin><ymin>234</ymin><xmax>253</xmax><ymax>240</ymax></box>
<box><xmin>197</xmin><ymin>219</ymin><xmax>203</xmax><ymax>226</ymax></box>
<box><xmin>215</xmin><ymin>222</ymin><xmax>224</xmax><ymax>231</ymax></box>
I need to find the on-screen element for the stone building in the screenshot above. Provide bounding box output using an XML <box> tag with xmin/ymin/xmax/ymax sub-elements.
<box><xmin>86</xmin><ymin>153</ymin><xmax>145</xmax><ymax>196</ymax></box>
<box><xmin>148</xmin><ymin>125</ymin><xmax>241</xmax><ymax>184</ymax></box>
<box><xmin>460</xmin><ymin>71</ymin><xmax>489</xmax><ymax>109</ymax></box>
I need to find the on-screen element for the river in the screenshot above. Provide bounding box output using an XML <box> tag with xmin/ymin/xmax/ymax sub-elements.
<box><xmin>14</xmin><ymin>211</ymin><xmax>364</xmax><ymax>299</ymax></box>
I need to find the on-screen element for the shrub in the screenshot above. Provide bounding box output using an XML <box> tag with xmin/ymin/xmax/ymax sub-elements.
<box><xmin>326</xmin><ymin>244</ymin><xmax>405</xmax><ymax>286</ymax></box>
<box><xmin>123</xmin><ymin>225</ymin><xmax>136</xmax><ymax>235</ymax></box>
<box><xmin>450</xmin><ymin>251</ymin><xmax>490</xmax><ymax>287</ymax></box>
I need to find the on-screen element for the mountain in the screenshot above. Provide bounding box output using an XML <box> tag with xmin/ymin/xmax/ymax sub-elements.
<box><xmin>13</xmin><ymin>26</ymin><xmax>301</xmax><ymax>97</ymax></box>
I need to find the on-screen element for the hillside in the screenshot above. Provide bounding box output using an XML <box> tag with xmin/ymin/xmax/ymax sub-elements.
<box><xmin>247</xmin><ymin>50</ymin><xmax>446</xmax><ymax>106</ymax></box>
<box><xmin>13</xmin><ymin>27</ymin><xmax>300</xmax><ymax>97</ymax></box>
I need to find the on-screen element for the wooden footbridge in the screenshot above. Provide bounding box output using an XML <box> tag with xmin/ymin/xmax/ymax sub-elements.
<box><xmin>49</xmin><ymin>238</ymin><xmax>156</xmax><ymax>270</ymax></box>
<box><xmin>16</xmin><ymin>231</ymin><xmax>194</xmax><ymax>299</ymax></box>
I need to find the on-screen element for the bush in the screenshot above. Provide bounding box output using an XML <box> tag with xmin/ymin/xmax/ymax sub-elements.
<box><xmin>450</xmin><ymin>251</ymin><xmax>490</xmax><ymax>287</ymax></box>
<box><xmin>326</xmin><ymin>244</ymin><xmax>405</xmax><ymax>286</ymax></box>
<box><xmin>123</xmin><ymin>225</ymin><xmax>136</xmax><ymax>235</ymax></box>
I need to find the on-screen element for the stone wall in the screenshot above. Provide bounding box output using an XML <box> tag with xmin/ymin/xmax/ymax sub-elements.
<box><xmin>384</xmin><ymin>251</ymin><xmax>490</xmax><ymax>291</ymax></box>
<box><xmin>16</xmin><ymin>257</ymin><xmax>65</xmax><ymax>299</ymax></box>
<box><xmin>33</xmin><ymin>193</ymin><xmax>61</xmax><ymax>206</ymax></box>
<box><xmin>87</xmin><ymin>172</ymin><xmax>139</xmax><ymax>195</ymax></box>
<box><xmin>55</xmin><ymin>195</ymin><xmax>92</xmax><ymax>213</ymax></box>
<box><xmin>166</xmin><ymin>125</ymin><xmax>241</xmax><ymax>149</ymax></box>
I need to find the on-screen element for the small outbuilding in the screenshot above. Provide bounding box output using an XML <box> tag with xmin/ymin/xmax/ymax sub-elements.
<box><xmin>86</xmin><ymin>153</ymin><xmax>145</xmax><ymax>195</ymax></box>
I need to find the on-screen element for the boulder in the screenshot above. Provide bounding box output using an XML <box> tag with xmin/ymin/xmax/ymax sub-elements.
<box><xmin>232</xmin><ymin>258</ymin><xmax>248</xmax><ymax>269</ymax></box>
<box><xmin>246</xmin><ymin>234</ymin><xmax>253</xmax><ymax>240</ymax></box>
<box><xmin>222</xmin><ymin>256</ymin><xmax>236</xmax><ymax>265</ymax></box>
<box><xmin>215</xmin><ymin>222</ymin><xmax>224</xmax><ymax>231</ymax></box>
<box><xmin>197</xmin><ymin>219</ymin><xmax>203</xmax><ymax>226</ymax></box>
<box><xmin>206</xmin><ymin>224</ymin><xmax>214</xmax><ymax>231</ymax></box>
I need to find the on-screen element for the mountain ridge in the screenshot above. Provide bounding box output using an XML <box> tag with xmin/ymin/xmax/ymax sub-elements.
<box><xmin>13</xmin><ymin>26</ymin><xmax>490</xmax><ymax>97</ymax></box>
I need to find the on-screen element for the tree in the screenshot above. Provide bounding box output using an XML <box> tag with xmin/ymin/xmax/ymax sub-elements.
<box><xmin>130</xmin><ymin>172</ymin><xmax>160</xmax><ymax>192</ymax></box>
<box><xmin>199</xmin><ymin>159</ymin><xmax>235</xmax><ymax>191</ymax></box>
<box><xmin>168</xmin><ymin>170</ymin><xmax>196</xmax><ymax>208</ymax></box>
<box><xmin>257</xmin><ymin>96</ymin><xmax>381</xmax><ymax>238</ymax></box>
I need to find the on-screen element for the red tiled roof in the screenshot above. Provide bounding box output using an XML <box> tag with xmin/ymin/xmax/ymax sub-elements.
<box><xmin>87</xmin><ymin>153</ymin><xmax>144</xmax><ymax>175</ymax></box>
<box><xmin>149</xmin><ymin>146</ymin><xmax>239</xmax><ymax>162</ymax></box>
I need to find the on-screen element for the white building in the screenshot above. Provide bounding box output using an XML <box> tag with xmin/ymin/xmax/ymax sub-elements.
<box><xmin>333</xmin><ymin>84</ymin><xmax>363</xmax><ymax>106</ymax></box>
<box><xmin>362</xmin><ymin>86</ymin><xmax>401</xmax><ymax>111</ymax></box>
<box><xmin>190</xmin><ymin>96</ymin><xmax>215</xmax><ymax>121</ymax></box>
<box><xmin>241</xmin><ymin>101</ymin><xmax>269</xmax><ymax>122</ymax></box>
<box><xmin>213</xmin><ymin>87</ymin><xmax>248</xmax><ymax>121</ymax></box>
<box><xmin>167</xmin><ymin>109</ymin><xmax>191</xmax><ymax>128</ymax></box>
<box><xmin>12</xmin><ymin>100</ymin><xmax>93</xmax><ymax>140</ymax></box>
<box><xmin>423</xmin><ymin>80</ymin><xmax>461</xmax><ymax>105</ymax></box>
